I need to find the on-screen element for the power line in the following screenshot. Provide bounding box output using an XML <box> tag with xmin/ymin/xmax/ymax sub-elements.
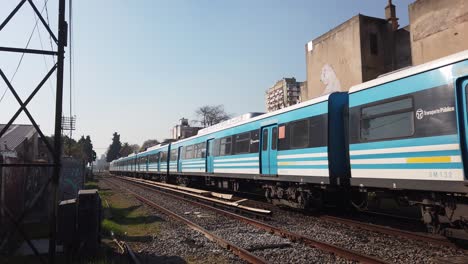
<box><xmin>0</xmin><ymin>0</ymin><xmax>51</xmax><ymax>104</ymax></box>
<box><xmin>35</xmin><ymin>0</ymin><xmax>56</xmax><ymax>100</ymax></box>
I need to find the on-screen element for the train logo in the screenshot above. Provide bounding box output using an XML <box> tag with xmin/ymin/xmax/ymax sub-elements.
<box><xmin>416</xmin><ymin>109</ymin><xmax>424</xmax><ymax>120</ymax></box>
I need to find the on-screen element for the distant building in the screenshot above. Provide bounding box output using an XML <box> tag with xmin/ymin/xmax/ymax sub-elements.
<box><xmin>171</xmin><ymin>118</ymin><xmax>202</xmax><ymax>140</ymax></box>
<box><xmin>0</xmin><ymin>124</ymin><xmax>40</xmax><ymax>161</ymax></box>
<box><xmin>409</xmin><ymin>0</ymin><xmax>468</xmax><ymax>65</ymax></box>
<box><xmin>265</xmin><ymin>78</ymin><xmax>302</xmax><ymax>112</ymax></box>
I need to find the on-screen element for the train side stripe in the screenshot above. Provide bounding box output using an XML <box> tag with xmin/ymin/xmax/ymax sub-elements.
<box><xmin>349</xmin><ymin>144</ymin><xmax>459</xmax><ymax>155</ymax></box>
<box><xmin>214</xmin><ymin>157</ymin><xmax>259</xmax><ymax>163</ymax></box>
<box><xmin>351</xmin><ymin>156</ymin><xmax>460</xmax><ymax>165</ymax></box>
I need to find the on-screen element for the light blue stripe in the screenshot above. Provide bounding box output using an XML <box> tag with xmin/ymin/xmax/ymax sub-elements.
<box><xmin>349</xmin><ymin>63</ymin><xmax>461</xmax><ymax>107</ymax></box>
<box><xmin>350</xmin><ymin>135</ymin><xmax>458</xmax><ymax>151</ymax></box>
<box><xmin>351</xmin><ymin>150</ymin><xmax>460</xmax><ymax>159</ymax></box>
<box><xmin>352</xmin><ymin>163</ymin><xmax>463</xmax><ymax>169</ymax></box>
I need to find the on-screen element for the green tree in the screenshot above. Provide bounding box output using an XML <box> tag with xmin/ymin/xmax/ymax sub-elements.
<box><xmin>83</xmin><ymin>135</ymin><xmax>96</xmax><ymax>164</ymax></box>
<box><xmin>140</xmin><ymin>139</ymin><xmax>160</xmax><ymax>152</ymax></box>
<box><xmin>119</xmin><ymin>143</ymin><xmax>139</xmax><ymax>157</ymax></box>
<box><xmin>106</xmin><ymin>132</ymin><xmax>122</xmax><ymax>162</ymax></box>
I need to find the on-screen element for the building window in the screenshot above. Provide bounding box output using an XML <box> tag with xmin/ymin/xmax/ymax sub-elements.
<box><xmin>370</xmin><ymin>33</ymin><xmax>378</xmax><ymax>55</ymax></box>
<box><xmin>360</xmin><ymin>97</ymin><xmax>414</xmax><ymax>141</ymax></box>
<box><xmin>290</xmin><ymin>119</ymin><xmax>309</xmax><ymax>149</ymax></box>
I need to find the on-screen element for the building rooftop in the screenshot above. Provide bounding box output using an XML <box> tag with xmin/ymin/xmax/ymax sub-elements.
<box><xmin>0</xmin><ymin>124</ymin><xmax>37</xmax><ymax>151</ymax></box>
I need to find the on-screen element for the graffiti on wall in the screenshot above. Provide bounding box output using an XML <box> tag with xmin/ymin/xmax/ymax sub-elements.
<box><xmin>320</xmin><ymin>64</ymin><xmax>341</xmax><ymax>95</ymax></box>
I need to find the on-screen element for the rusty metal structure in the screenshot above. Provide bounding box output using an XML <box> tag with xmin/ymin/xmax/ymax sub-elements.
<box><xmin>0</xmin><ymin>0</ymin><xmax>67</xmax><ymax>263</ymax></box>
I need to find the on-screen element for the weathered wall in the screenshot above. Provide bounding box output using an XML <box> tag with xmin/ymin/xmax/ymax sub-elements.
<box><xmin>409</xmin><ymin>0</ymin><xmax>468</xmax><ymax>65</ymax></box>
<box><xmin>305</xmin><ymin>16</ymin><xmax>362</xmax><ymax>99</ymax></box>
<box><xmin>359</xmin><ymin>16</ymin><xmax>393</xmax><ymax>82</ymax></box>
<box><xmin>394</xmin><ymin>26</ymin><xmax>412</xmax><ymax>69</ymax></box>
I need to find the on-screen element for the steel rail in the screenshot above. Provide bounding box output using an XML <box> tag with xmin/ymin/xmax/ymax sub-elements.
<box><xmin>103</xmin><ymin>178</ymin><xmax>267</xmax><ymax>264</ymax></box>
<box><xmin>110</xmin><ymin>176</ymin><xmax>388</xmax><ymax>264</ymax></box>
<box><xmin>118</xmin><ymin>176</ymin><xmax>271</xmax><ymax>215</ymax></box>
<box><xmin>320</xmin><ymin>215</ymin><xmax>456</xmax><ymax>249</ymax></box>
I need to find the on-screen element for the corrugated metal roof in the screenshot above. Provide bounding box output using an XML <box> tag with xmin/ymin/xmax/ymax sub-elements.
<box><xmin>0</xmin><ymin>124</ymin><xmax>37</xmax><ymax>151</ymax></box>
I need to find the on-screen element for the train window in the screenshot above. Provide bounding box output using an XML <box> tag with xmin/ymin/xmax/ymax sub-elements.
<box><xmin>185</xmin><ymin>145</ymin><xmax>193</xmax><ymax>159</ymax></box>
<box><xmin>170</xmin><ymin>149</ymin><xmax>178</xmax><ymax>161</ymax></box>
<box><xmin>290</xmin><ymin>119</ymin><xmax>309</xmax><ymax>149</ymax></box>
<box><xmin>220</xmin><ymin>136</ymin><xmax>232</xmax><ymax>156</ymax></box>
<box><xmin>196</xmin><ymin>142</ymin><xmax>206</xmax><ymax>158</ymax></box>
<box><xmin>161</xmin><ymin>151</ymin><xmax>168</xmax><ymax>161</ymax></box>
<box><xmin>250</xmin><ymin>130</ymin><xmax>260</xmax><ymax>153</ymax></box>
<box><xmin>262</xmin><ymin>129</ymin><xmax>268</xmax><ymax>151</ymax></box>
<box><xmin>309</xmin><ymin>115</ymin><xmax>327</xmax><ymax>147</ymax></box>
<box><xmin>271</xmin><ymin>127</ymin><xmax>277</xmax><ymax>150</ymax></box>
<box><xmin>234</xmin><ymin>132</ymin><xmax>250</xmax><ymax>154</ymax></box>
<box><xmin>213</xmin><ymin>139</ymin><xmax>221</xmax><ymax>156</ymax></box>
<box><xmin>361</xmin><ymin>97</ymin><xmax>414</xmax><ymax>141</ymax></box>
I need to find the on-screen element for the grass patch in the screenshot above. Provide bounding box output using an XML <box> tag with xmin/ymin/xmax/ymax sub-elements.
<box><xmin>85</xmin><ymin>179</ymin><xmax>99</xmax><ymax>190</ymax></box>
<box><xmin>98</xmin><ymin>178</ymin><xmax>161</xmax><ymax>242</ymax></box>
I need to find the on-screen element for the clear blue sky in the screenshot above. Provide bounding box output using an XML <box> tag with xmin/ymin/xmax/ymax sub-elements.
<box><xmin>0</xmin><ymin>0</ymin><xmax>414</xmax><ymax>157</ymax></box>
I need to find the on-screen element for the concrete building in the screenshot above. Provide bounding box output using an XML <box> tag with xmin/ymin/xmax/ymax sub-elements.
<box><xmin>171</xmin><ymin>118</ymin><xmax>202</xmax><ymax>140</ymax></box>
<box><xmin>303</xmin><ymin>0</ymin><xmax>467</xmax><ymax>101</ymax></box>
<box><xmin>409</xmin><ymin>0</ymin><xmax>468</xmax><ymax>65</ymax></box>
<box><xmin>265</xmin><ymin>78</ymin><xmax>302</xmax><ymax>112</ymax></box>
<box><xmin>304</xmin><ymin>0</ymin><xmax>411</xmax><ymax>100</ymax></box>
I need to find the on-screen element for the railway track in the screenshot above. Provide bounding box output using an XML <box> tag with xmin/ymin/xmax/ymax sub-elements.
<box><xmin>319</xmin><ymin>215</ymin><xmax>456</xmax><ymax>249</ymax></box>
<box><xmin>105</xmin><ymin>175</ymin><xmax>387</xmax><ymax>264</ymax></box>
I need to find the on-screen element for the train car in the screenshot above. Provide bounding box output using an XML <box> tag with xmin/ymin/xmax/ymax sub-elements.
<box><xmin>348</xmin><ymin>50</ymin><xmax>468</xmax><ymax>238</ymax></box>
<box><xmin>158</xmin><ymin>93</ymin><xmax>349</xmax><ymax>209</ymax></box>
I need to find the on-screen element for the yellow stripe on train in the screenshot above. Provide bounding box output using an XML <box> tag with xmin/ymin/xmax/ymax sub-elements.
<box><xmin>406</xmin><ymin>156</ymin><xmax>451</xmax><ymax>163</ymax></box>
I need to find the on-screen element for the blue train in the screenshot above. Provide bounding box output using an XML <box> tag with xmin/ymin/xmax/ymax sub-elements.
<box><xmin>110</xmin><ymin>50</ymin><xmax>468</xmax><ymax>238</ymax></box>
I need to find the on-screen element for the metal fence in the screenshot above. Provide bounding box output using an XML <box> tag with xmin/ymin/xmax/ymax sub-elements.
<box><xmin>0</xmin><ymin>156</ymin><xmax>84</xmax><ymax>254</ymax></box>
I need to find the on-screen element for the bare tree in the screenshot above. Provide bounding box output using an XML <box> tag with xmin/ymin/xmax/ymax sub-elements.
<box><xmin>195</xmin><ymin>105</ymin><xmax>231</xmax><ymax>127</ymax></box>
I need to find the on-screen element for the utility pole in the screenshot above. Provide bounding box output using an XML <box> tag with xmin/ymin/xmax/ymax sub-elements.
<box><xmin>49</xmin><ymin>0</ymin><xmax>67</xmax><ymax>262</ymax></box>
<box><xmin>0</xmin><ymin>0</ymin><xmax>68</xmax><ymax>263</ymax></box>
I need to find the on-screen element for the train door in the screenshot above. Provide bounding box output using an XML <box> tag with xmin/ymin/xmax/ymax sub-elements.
<box><xmin>206</xmin><ymin>139</ymin><xmax>215</xmax><ymax>173</ymax></box>
<box><xmin>145</xmin><ymin>156</ymin><xmax>149</xmax><ymax>172</ymax></box>
<box><xmin>261</xmin><ymin>125</ymin><xmax>278</xmax><ymax>175</ymax></box>
<box><xmin>157</xmin><ymin>152</ymin><xmax>161</xmax><ymax>172</ymax></box>
<box><xmin>458</xmin><ymin>79</ymin><xmax>468</xmax><ymax>178</ymax></box>
<box><xmin>177</xmin><ymin>146</ymin><xmax>183</xmax><ymax>172</ymax></box>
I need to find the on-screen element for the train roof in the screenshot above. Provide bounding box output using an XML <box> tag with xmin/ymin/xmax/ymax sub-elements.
<box><xmin>171</xmin><ymin>93</ymin><xmax>331</xmax><ymax>145</ymax></box>
<box><xmin>349</xmin><ymin>50</ymin><xmax>468</xmax><ymax>94</ymax></box>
